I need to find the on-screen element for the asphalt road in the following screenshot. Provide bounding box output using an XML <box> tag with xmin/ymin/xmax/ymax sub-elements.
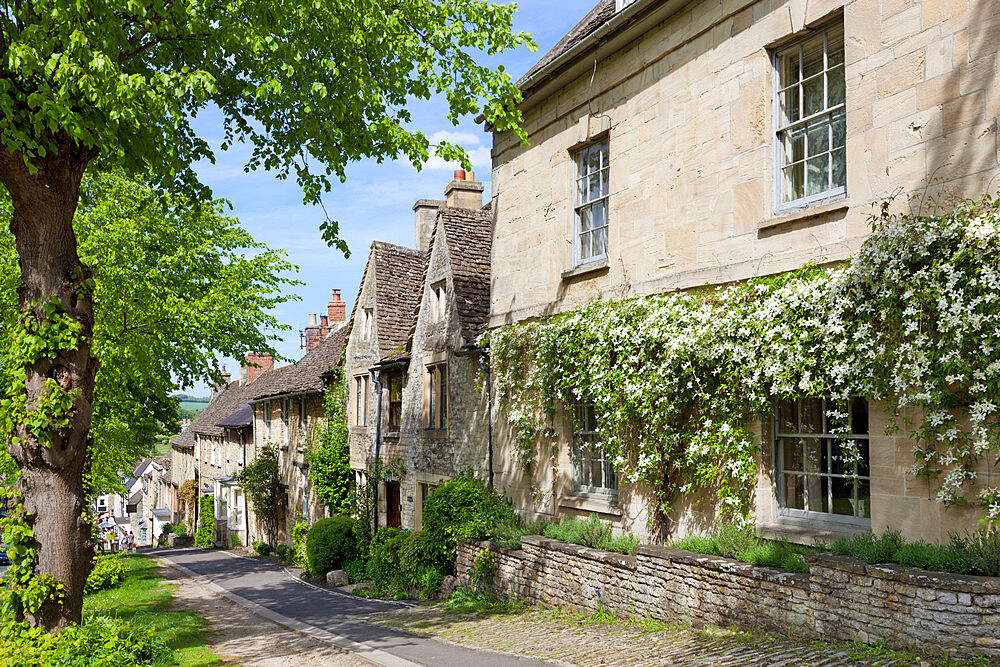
<box><xmin>156</xmin><ymin>547</ymin><xmax>544</xmax><ymax>667</ymax></box>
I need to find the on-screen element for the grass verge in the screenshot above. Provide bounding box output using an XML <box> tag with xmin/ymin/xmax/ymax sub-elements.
<box><xmin>84</xmin><ymin>554</ymin><xmax>222</xmax><ymax>667</ymax></box>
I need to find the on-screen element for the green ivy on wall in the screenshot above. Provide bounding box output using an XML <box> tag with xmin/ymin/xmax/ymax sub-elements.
<box><xmin>193</xmin><ymin>495</ymin><xmax>215</xmax><ymax>548</ymax></box>
<box><xmin>489</xmin><ymin>197</ymin><xmax>1000</xmax><ymax>540</ymax></box>
<box><xmin>305</xmin><ymin>372</ymin><xmax>353</xmax><ymax>515</ymax></box>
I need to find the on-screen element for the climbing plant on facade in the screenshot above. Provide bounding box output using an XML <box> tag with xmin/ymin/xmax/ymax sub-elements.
<box><xmin>305</xmin><ymin>373</ymin><xmax>353</xmax><ymax>515</ymax></box>
<box><xmin>238</xmin><ymin>445</ymin><xmax>282</xmax><ymax>547</ymax></box>
<box><xmin>490</xmin><ymin>196</ymin><xmax>1000</xmax><ymax>541</ymax></box>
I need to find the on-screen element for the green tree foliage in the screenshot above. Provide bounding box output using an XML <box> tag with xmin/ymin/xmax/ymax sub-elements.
<box><xmin>0</xmin><ymin>0</ymin><xmax>531</xmax><ymax>630</ymax></box>
<box><xmin>237</xmin><ymin>445</ymin><xmax>281</xmax><ymax>547</ymax></box>
<box><xmin>0</xmin><ymin>173</ymin><xmax>297</xmax><ymax>493</ymax></box>
<box><xmin>193</xmin><ymin>495</ymin><xmax>215</xmax><ymax>548</ymax></box>
<box><xmin>305</xmin><ymin>375</ymin><xmax>352</xmax><ymax>515</ymax></box>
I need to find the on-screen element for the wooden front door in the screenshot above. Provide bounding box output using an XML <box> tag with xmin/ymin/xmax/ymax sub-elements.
<box><xmin>386</xmin><ymin>481</ymin><xmax>401</xmax><ymax>528</ymax></box>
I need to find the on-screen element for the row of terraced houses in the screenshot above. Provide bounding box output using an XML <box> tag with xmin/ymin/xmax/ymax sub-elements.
<box><xmin>158</xmin><ymin>0</ymin><xmax>999</xmax><ymax>549</ymax></box>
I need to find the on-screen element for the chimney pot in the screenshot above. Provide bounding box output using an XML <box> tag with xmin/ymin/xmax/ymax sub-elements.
<box><xmin>321</xmin><ymin>315</ymin><xmax>329</xmax><ymax>327</ymax></box>
<box><xmin>444</xmin><ymin>176</ymin><xmax>484</xmax><ymax>209</ymax></box>
<box><xmin>308</xmin><ymin>313</ymin><xmax>317</xmax><ymax>326</ymax></box>
<box><xmin>453</xmin><ymin>169</ymin><xmax>466</xmax><ymax>181</ymax></box>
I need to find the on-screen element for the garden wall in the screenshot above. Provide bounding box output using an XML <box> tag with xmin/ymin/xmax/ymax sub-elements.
<box><xmin>457</xmin><ymin>537</ymin><xmax>1000</xmax><ymax>660</ymax></box>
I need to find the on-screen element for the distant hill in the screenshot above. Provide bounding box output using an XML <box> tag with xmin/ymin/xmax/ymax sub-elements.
<box><xmin>174</xmin><ymin>394</ymin><xmax>210</xmax><ymax>416</ymax></box>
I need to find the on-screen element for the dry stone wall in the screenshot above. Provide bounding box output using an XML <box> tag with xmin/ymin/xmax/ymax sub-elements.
<box><xmin>457</xmin><ymin>537</ymin><xmax>1000</xmax><ymax>660</ymax></box>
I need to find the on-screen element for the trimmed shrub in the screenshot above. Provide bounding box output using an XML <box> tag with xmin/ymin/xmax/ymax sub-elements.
<box><xmin>275</xmin><ymin>544</ymin><xmax>293</xmax><ymax>563</ymax></box>
<box><xmin>171</xmin><ymin>523</ymin><xmax>187</xmax><ymax>537</ymax></box>
<box><xmin>422</xmin><ymin>473</ymin><xmax>514</xmax><ymax>567</ymax></box>
<box><xmin>342</xmin><ymin>557</ymin><xmax>368</xmax><ymax>584</ymax></box>
<box><xmin>366</xmin><ymin>526</ymin><xmax>409</xmax><ymax>590</ymax></box>
<box><xmin>253</xmin><ymin>541</ymin><xmax>271</xmax><ymax>557</ymax></box>
<box><xmin>85</xmin><ymin>555</ymin><xmax>126</xmax><ymax>594</ymax></box>
<box><xmin>399</xmin><ymin>530</ymin><xmax>439</xmax><ymax>579</ymax></box>
<box><xmin>306</xmin><ymin>516</ymin><xmax>363</xmax><ymax>577</ymax></box>
<box><xmin>193</xmin><ymin>495</ymin><xmax>214</xmax><ymax>548</ymax></box>
<box><xmin>160</xmin><ymin>523</ymin><xmax>174</xmax><ymax>535</ymax></box>
<box><xmin>0</xmin><ymin>616</ymin><xmax>169</xmax><ymax>666</ymax></box>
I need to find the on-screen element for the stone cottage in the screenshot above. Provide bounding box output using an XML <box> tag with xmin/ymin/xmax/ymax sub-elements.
<box><xmin>396</xmin><ymin>177</ymin><xmax>495</xmax><ymax>531</ymax></box>
<box><xmin>344</xmin><ymin>241</ymin><xmax>426</xmax><ymax>530</ymax></box>
<box><xmin>246</xmin><ymin>311</ymin><xmax>349</xmax><ymax>544</ymax></box>
<box><xmin>487</xmin><ymin>0</ymin><xmax>1000</xmax><ymax>544</ymax></box>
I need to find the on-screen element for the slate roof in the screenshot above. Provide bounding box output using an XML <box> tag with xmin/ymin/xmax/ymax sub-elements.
<box><xmin>517</xmin><ymin>0</ymin><xmax>616</xmax><ymax>89</ymax></box>
<box><xmin>172</xmin><ymin>380</ymin><xmax>254</xmax><ymax>441</ymax></box>
<box><xmin>438</xmin><ymin>207</ymin><xmax>493</xmax><ymax>342</ymax></box>
<box><xmin>218</xmin><ymin>403</ymin><xmax>253</xmax><ymax>428</ymax></box>
<box><xmin>345</xmin><ymin>241</ymin><xmax>426</xmax><ymax>360</ymax></box>
<box><xmin>247</xmin><ymin>326</ymin><xmax>349</xmax><ymax>401</ymax></box>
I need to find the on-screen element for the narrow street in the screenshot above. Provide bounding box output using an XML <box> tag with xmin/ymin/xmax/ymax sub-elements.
<box><xmin>155</xmin><ymin>546</ymin><xmax>545</xmax><ymax>667</ymax></box>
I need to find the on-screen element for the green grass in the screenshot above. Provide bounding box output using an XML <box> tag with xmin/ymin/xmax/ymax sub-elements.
<box><xmin>672</xmin><ymin>523</ymin><xmax>813</xmax><ymax>573</ymax></box>
<box><xmin>84</xmin><ymin>554</ymin><xmax>222</xmax><ymax>667</ymax></box>
<box><xmin>179</xmin><ymin>399</ymin><xmax>209</xmax><ymax>414</ymax></box>
<box><xmin>439</xmin><ymin>587</ymin><xmax>528</xmax><ymax>615</ymax></box>
<box><xmin>826</xmin><ymin>528</ymin><xmax>1000</xmax><ymax>577</ymax></box>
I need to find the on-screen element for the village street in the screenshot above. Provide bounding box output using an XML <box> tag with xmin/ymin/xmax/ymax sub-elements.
<box><xmin>156</xmin><ymin>548</ymin><xmax>925</xmax><ymax>667</ymax></box>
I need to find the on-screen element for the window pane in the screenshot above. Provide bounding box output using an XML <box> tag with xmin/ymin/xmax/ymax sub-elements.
<box><xmin>806</xmin><ymin>476</ymin><xmax>829</xmax><ymax>513</ymax></box>
<box><xmin>577</xmin><ymin>176</ymin><xmax>588</xmax><ymax>204</ymax></box>
<box><xmin>802</xmin><ymin>73</ymin><xmax>825</xmax><ymax>116</ymax></box>
<box><xmin>828</xmin><ymin>65</ymin><xmax>845</xmax><ymax>107</ymax></box>
<box><xmin>807</xmin><ymin>122</ymin><xmax>829</xmax><ymax>156</ymax></box>
<box><xmin>857</xmin><ymin>480</ymin><xmax>871</xmax><ymax>518</ymax></box>
<box><xmin>829</xmin><ymin>440</ymin><xmax>846</xmax><ymax>475</ymax></box>
<box><xmin>784</xmin><ymin>474</ymin><xmax>805</xmax><ymax>509</ymax></box>
<box><xmin>851</xmin><ymin>397</ymin><xmax>869</xmax><ymax>435</ymax></box>
<box><xmin>780</xmin><ymin>437</ymin><xmax>803</xmax><ymax>472</ymax></box>
<box><xmin>579</xmin><ymin>205</ymin><xmax>592</xmax><ymax>232</ymax></box>
<box><xmin>827</xmin><ymin>28</ymin><xmax>845</xmax><ymax>67</ymax></box>
<box><xmin>784</xmin><ymin>127</ymin><xmax>805</xmax><ymax>164</ymax></box>
<box><xmin>831</xmin><ymin>112</ymin><xmax>846</xmax><ymax>149</ymax></box>
<box><xmin>783</xmin><ymin>163</ymin><xmax>804</xmax><ymax>202</ymax></box>
<box><xmin>804</xmin><ymin>438</ymin><xmax>827</xmax><ymax>473</ymax></box>
<box><xmin>855</xmin><ymin>439</ymin><xmax>870</xmax><ymax>477</ymax></box>
<box><xmin>579</xmin><ymin>229</ymin><xmax>591</xmax><ymax>260</ymax></box>
<box><xmin>801</xmin><ymin>398</ymin><xmax>824</xmax><ymax>433</ymax></box>
<box><xmin>780</xmin><ymin>86</ymin><xmax>801</xmax><ymax>125</ymax></box>
<box><xmin>807</xmin><ymin>155</ymin><xmax>829</xmax><ymax>196</ymax></box>
<box><xmin>782</xmin><ymin>51</ymin><xmax>800</xmax><ymax>86</ymax></box>
<box><xmin>831</xmin><ymin>149</ymin><xmax>846</xmax><ymax>189</ymax></box>
<box><xmin>600</xmin><ymin>167</ymin><xmax>609</xmax><ymax>198</ymax></box>
<box><xmin>601</xmin><ymin>146</ymin><xmax>609</xmax><ymax>169</ymax></box>
<box><xmin>777</xmin><ymin>399</ymin><xmax>798</xmax><ymax>433</ymax></box>
<box><xmin>831</xmin><ymin>476</ymin><xmax>855</xmax><ymax>516</ymax></box>
<box><xmin>592</xmin><ymin>225</ymin><xmax>607</xmax><ymax>259</ymax></box>
<box><xmin>801</xmin><ymin>36</ymin><xmax>825</xmax><ymax>78</ymax></box>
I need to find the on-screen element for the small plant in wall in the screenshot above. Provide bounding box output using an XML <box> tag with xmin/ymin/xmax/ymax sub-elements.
<box><xmin>470</xmin><ymin>547</ymin><xmax>497</xmax><ymax>594</ymax></box>
<box><xmin>490</xmin><ymin>195</ymin><xmax>1000</xmax><ymax>540</ymax></box>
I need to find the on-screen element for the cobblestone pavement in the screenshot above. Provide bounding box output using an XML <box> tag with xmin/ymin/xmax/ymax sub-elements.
<box><xmin>370</xmin><ymin>606</ymin><xmax>936</xmax><ymax>667</ymax></box>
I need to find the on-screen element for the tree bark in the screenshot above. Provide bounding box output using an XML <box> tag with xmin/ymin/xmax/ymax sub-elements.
<box><xmin>0</xmin><ymin>136</ymin><xmax>98</xmax><ymax>631</ymax></box>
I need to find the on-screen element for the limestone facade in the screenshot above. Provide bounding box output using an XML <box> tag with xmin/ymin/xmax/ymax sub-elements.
<box><xmin>488</xmin><ymin>0</ymin><xmax>1000</xmax><ymax>543</ymax></box>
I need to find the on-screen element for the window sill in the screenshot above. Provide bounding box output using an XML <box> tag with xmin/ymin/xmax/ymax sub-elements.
<box><xmin>757</xmin><ymin>518</ymin><xmax>869</xmax><ymax>546</ymax></box>
<box><xmin>558</xmin><ymin>495</ymin><xmax>622</xmax><ymax>517</ymax></box>
<box><xmin>760</xmin><ymin>199</ymin><xmax>849</xmax><ymax>231</ymax></box>
<box><xmin>561</xmin><ymin>260</ymin><xmax>609</xmax><ymax>282</ymax></box>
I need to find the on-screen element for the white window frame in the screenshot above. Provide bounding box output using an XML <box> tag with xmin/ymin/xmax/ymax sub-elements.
<box><xmin>299</xmin><ymin>396</ymin><xmax>308</xmax><ymax>443</ymax></box>
<box><xmin>772</xmin><ymin>396</ymin><xmax>871</xmax><ymax>526</ymax></box>
<box><xmin>772</xmin><ymin>22</ymin><xmax>846</xmax><ymax>214</ymax></box>
<box><xmin>571</xmin><ymin>403</ymin><xmax>617</xmax><ymax>498</ymax></box>
<box><xmin>281</xmin><ymin>397</ymin><xmax>291</xmax><ymax>447</ymax></box>
<box><xmin>427</xmin><ymin>364</ymin><xmax>447</xmax><ymax>430</ymax></box>
<box><xmin>354</xmin><ymin>375</ymin><xmax>368</xmax><ymax>427</ymax></box>
<box><xmin>362</xmin><ymin>307</ymin><xmax>375</xmax><ymax>340</ymax></box>
<box><xmin>573</xmin><ymin>139</ymin><xmax>610</xmax><ymax>267</ymax></box>
<box><xmin>263</xmin><ymin>401</ymin><xmax>271</xmax><ymax>441</ymax></box>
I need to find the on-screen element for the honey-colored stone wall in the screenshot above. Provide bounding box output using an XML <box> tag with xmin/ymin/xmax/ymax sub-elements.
<box><xmin>490</xmin><ymin>0</ymin><xmax>1000</xmax><ymax>543</ymax></box>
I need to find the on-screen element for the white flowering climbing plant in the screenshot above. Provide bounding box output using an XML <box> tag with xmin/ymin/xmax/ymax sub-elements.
<box><xmin>489</xmin><ymin>196</ymin><xmax>1000</xmax><ymax>539</ymax></box>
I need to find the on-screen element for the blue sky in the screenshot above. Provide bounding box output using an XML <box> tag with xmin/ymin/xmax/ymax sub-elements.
<box><xmin>182</xmin><ymin>1</ymin><xmax>597</xmax><ymax>395</ymax></box>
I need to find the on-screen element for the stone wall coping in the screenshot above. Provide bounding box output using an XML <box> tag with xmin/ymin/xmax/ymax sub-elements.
<box><xmin>519</xmin><ymin>535</ymin><xmax>638</xmax><ymax>569</ymax></box>
<box><xmin>805</xmin><ymin>553</ymin><xmax>1000</xmax><ymax>593</ymax></box>
<box><xmin>637</xmin><ymin>544</ymin><xmax>810</xmax><ymax>589</ymax></box>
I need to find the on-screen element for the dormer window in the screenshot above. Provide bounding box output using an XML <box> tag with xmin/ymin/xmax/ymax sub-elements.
<box><xmin>362</xmin><ymin>307</ymin><xmax>375</xmax><ymax>340</ymax></box>
<box><xmin>430</xmin><ymin>280</ymin><xmax>447</xmax><ymax>322</ymax></box>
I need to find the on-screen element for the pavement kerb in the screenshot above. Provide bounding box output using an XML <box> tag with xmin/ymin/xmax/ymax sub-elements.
<box><xmin>154</xmin><ymin>552</ymin><xmax>420</xmax><ymax>667</ymax></box>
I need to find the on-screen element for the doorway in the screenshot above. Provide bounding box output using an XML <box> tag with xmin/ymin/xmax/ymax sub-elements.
<box><xmin>385</xmin><ymin>481</ymin><xmax>401</xmax><ymax>528</ymax></box>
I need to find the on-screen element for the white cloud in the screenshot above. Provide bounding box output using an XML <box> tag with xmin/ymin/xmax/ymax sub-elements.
<box><xmin>426</xmin><ymin>130</ymin><xmax>482</xmax><ymax>147</ymax></box>
<box><xmin>424</xmin><ymin>146</ymin><xmax>492</xmax><ymax>171</ymax></box>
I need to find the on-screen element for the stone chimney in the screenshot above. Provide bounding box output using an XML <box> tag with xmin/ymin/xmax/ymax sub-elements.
<box><xmin>444</xmin><ymin>169</ymin><xmax>484</xmax><ymax>210</ymax></box>
<box><xmin>304</xmin><ymin>313</ymin><xmax>321</xmax><ymax>352</ymax></box>
<box><xmin>328</xmin><ymin>290</ymin><xmax>346</xmax><ymax>326</ymax></box>
<box><xmin>413</xmin><ymin>199</ymin><xmax>445</xmax><ymax>253</ymax></box>
<box><xmin>245</xmin><ymin>353</ymin><xmax>274</xmax><ymax>384</ymax></box>
<box><xmin>211</xmin><ymin>366</ymin><xmax>232</xmax><ymax>398</ymax></box>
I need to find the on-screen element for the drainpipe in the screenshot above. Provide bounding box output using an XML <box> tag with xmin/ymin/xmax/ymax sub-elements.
<box><xmin>370</xmin><ymin>368</ymin><xmax>383</xmax><ymax>536</ymax></box>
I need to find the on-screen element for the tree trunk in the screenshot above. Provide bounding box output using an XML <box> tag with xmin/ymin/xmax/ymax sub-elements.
<box><xmin>0</xmin><ymin>138</ymin><xmax>97</xmax><ymax>631</ymax></box>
